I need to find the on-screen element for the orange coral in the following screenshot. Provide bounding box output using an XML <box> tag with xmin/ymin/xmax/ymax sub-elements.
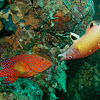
<box><xmin>5</xmin><ymin>36</ymin><xmax>13</xmax><ymax>45</ymax></box>
<box><xmin>33</xmin><ymin>44</ymin><xmax>41</xmax><ymax>53</ymax></box>
<box><xmin>24</xmin><ymin>15</ymin><xmax>39</xmax><ymax>29</ymax></box>
<box><xmin>53</xmin><ymin>10</ymin><xmax>71</xmax><ymax>31</ymax></box>
<box><xmin>25</xmin><ymin>37</ymin><xmax>31</xmax><ymax>45</ymax></box>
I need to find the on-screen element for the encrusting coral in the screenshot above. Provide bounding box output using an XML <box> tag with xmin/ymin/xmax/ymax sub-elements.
<box><xmin>0</xmin><ymin>0</ymin><xmax>96</xmax><ymax>100</ymax></box>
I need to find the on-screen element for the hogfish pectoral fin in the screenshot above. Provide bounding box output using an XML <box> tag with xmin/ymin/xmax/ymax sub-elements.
<box><xmin>3</xmin><ymin>77</ymin><xmax>18</xmax><ymax>84</ymax></box>
<box><xmin>58</xmin><ymin>51</ymin><xmax>67</xmax><ymax>57</ymax></box>
<box><xmin>58</xmin><ymin>51</ymin><xmax>68</xmax><ymax>61</ymax></box>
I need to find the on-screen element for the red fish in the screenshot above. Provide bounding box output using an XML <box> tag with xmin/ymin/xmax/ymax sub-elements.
<box><xmin>58</xmin><ymin>20</ymin><xmax>100</xmax><ymax>60</ymax></box>
<box><xmin>0</xmin><ymin>54</ymin><xmax>52</xmax><ymax>84</ymax></box>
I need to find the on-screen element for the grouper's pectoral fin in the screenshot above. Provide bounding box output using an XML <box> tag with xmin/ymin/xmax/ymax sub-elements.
<box><xmin>2</xmin><ymin>77</ymin><xmax>18</xmax><ymax>84</ymax></box>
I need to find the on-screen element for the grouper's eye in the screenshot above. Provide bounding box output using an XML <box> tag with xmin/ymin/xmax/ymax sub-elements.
<box><xmin>69</xmin><ymin>56</ymin><xmax>72</xmax><ymax>59</ymax></box>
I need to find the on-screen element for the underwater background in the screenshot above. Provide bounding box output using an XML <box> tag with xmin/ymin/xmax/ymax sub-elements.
<box><xmin>0</xmin><ymin>0</ymin><xmax>100</xmax><ymax>100</ymax></box>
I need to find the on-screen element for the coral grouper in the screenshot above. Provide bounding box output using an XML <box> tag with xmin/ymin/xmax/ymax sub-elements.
<box><xmin>0</xmin><ymin>54</ymin><xmax>52</xmax><ymax>84</ymax></box>
<box><xmin>58</xmin><ymin>20</ymin><xmax>100</xmax><ymax>60</ymax></box>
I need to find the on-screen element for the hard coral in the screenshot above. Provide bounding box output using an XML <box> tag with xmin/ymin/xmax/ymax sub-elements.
<box><xmin>0</xmin><ymin>78</ymin><xmax>43</xmax><ymax>100</ymax></box>
<box><xmin>32</xmin><ymin>60</ymin><xmax>68</xmax><ymax>100</ymax></box>
<box><xmin>0</xmin><ymin>0</ymin><xmax>96</xmax><ymax>100</ymax></box>
<box><xmin>53</xmin><ymin>10</ymin><xmax>71</xmax><ymax>31</ymax></box>
<box><xmin>0</xmin><ymin>0</ymin><xmax>4</xmax><ymax>8</ymax></box>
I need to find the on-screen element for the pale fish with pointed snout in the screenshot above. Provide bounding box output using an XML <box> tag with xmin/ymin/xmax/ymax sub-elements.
<box><xmin>58</xmin><ymin>20</ymin><xmax>100</xmax><ymax>60</ymax></box>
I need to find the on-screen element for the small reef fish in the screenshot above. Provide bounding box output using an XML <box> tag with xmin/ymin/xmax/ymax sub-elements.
<box><xmin>58</xmin><ymin>20</ymin><xmax>100</xmax><ymax>60</ymax></box>
<box><xmin>0</xmin><ymin>54</ymin><xmax>52</xmax><ymax>84</ymax></box>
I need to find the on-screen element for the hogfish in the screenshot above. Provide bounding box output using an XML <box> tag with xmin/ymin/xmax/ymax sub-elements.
<box><xmin>58</xmin><ymin>20</ymin><xmax>100</xmax><ymax>60</ymax></box>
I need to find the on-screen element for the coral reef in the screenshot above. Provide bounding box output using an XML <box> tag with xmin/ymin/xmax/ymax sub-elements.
<box><xmin>93</xmin><ymin>0</ymin><xmax>100</xmax><ymax>19</ymax></box>
<box><xmin>0</xmin><ymin>0</ymin><xmax>95</xmax><ymax>60</ymax></box>
<box><xmin>0</xmin><ymin>0</ymin><xmax>5</xmax><ymax>8</ymax></box>
<box><xmin>31</xmin><ymin>60</ymin><xmax>68</xmax><ymax>100</ymax></box>
<box><xmin>66</xmin><ymin>61</ymin><xmax>100</xmax><ymax>100</ymax></box>
<box><xmin>57</xmin><ymin>49</ymin><xmax>100</xmax><ymax>100</ymax></box>
<box><xmin>0</xmin><ymin>0</ymin><xmax>97</xmax><ymax>100</ymax></box>
<box><xmin>0</xmin><ymin>78</ymin><xmax>43</xmax><ymax>100</ymax></box>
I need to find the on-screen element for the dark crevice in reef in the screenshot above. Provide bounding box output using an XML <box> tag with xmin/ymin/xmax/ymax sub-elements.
<box><xmin>0</xmin><ymin>28</ymin><xmax>14</xmax><ymax>38</ymax></box>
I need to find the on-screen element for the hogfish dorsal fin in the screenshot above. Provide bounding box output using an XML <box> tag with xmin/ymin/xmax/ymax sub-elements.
<box><xmin>70</xmin><ymin>32</ymin><xmax>80</xmax><ymax>43</ymax></box>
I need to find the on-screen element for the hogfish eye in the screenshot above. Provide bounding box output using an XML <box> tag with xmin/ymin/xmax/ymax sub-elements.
<box><xmin>69</xmin><ymin>56</ymin><xmax>72</xmax><ymax>59</ymax></box>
